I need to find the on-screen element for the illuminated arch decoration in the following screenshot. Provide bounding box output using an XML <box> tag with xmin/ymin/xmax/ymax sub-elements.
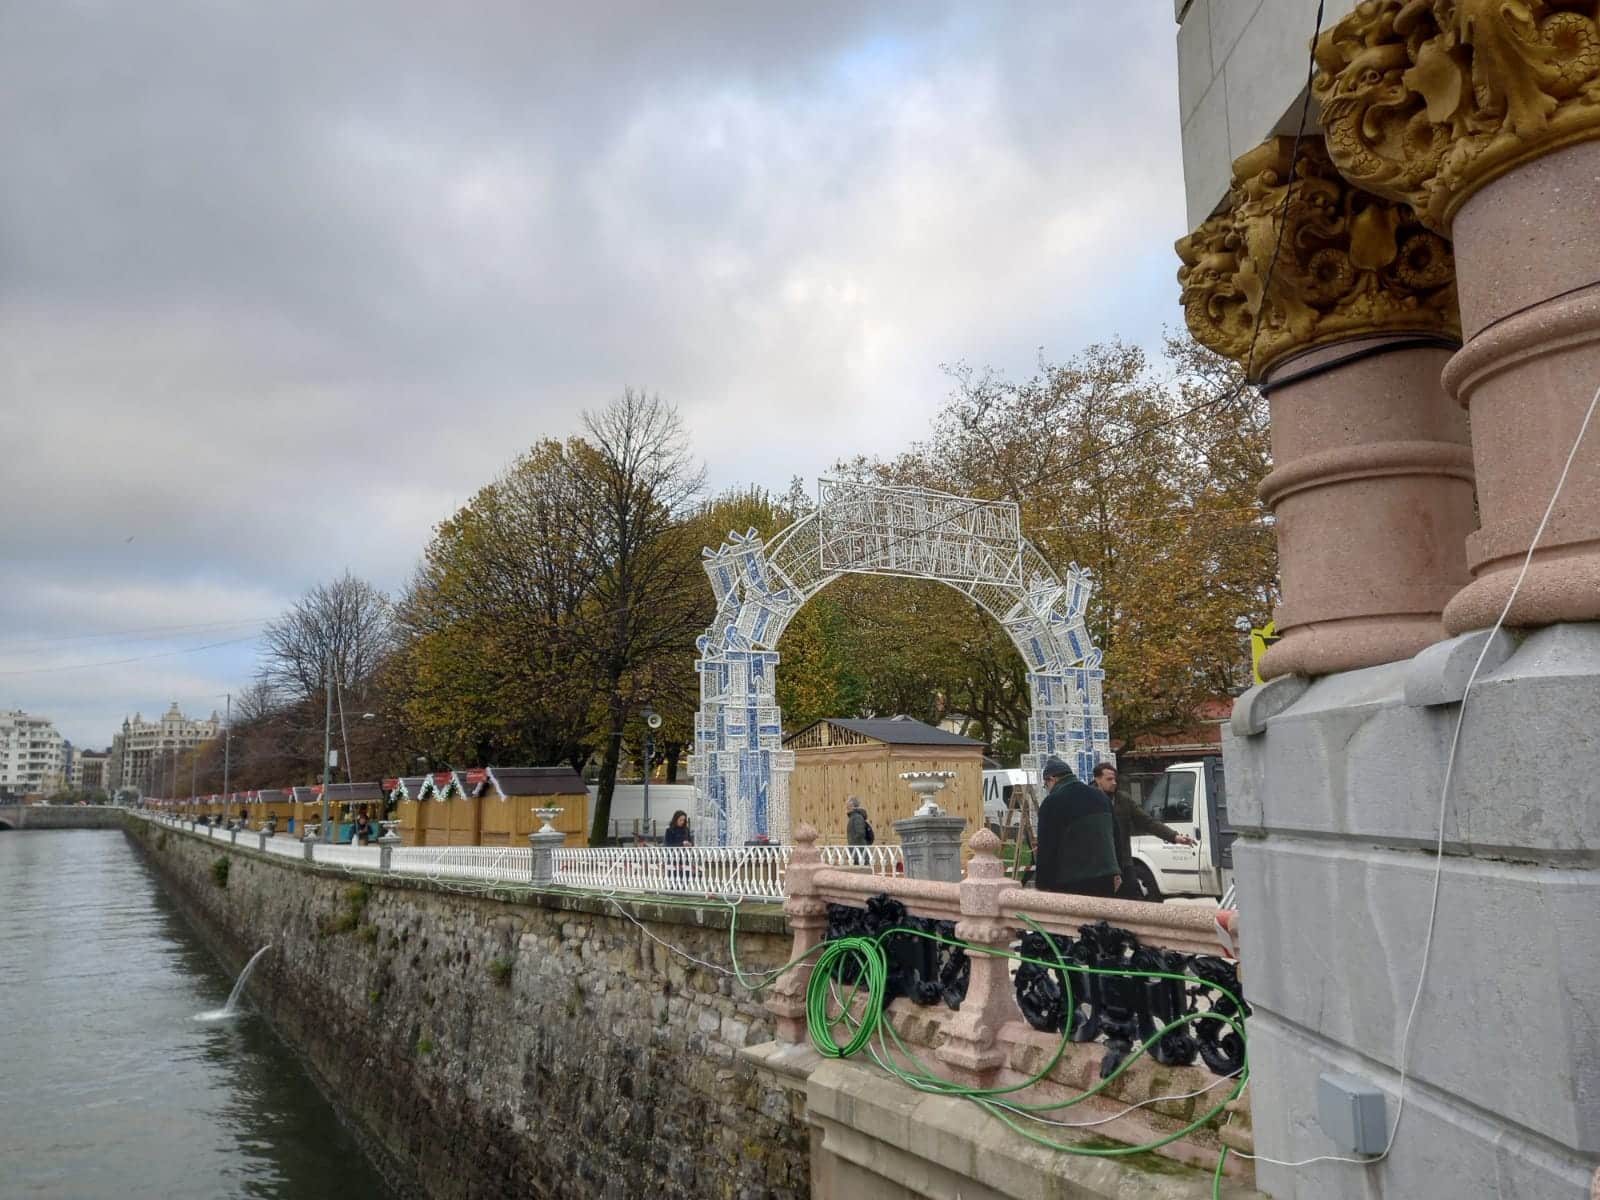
<box><xmin>691</xmin><ymin>480</ymin><xmax>1111</xmax><ymax>845</ymax></box>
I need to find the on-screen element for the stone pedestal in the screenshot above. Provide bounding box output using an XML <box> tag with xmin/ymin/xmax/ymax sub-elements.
<box><xmin>1442</xmin><ymin>141</ymin><xmax>1600</xmax><ymax>633</ymax></box>
<box><xmin>893</xmin><ymin>771</ymin><xmax>965</xmax><ymax>882</ymax></box>
<box><xmin>528</xmin><ymin>808</ymin><xmax>566</xmax><ymax>886</ymax></box>
<box><xmin>1259</xmin><ymin>337</ymin><xmax>1475</xmax><ymax>677</ymax></box>
<box><xmin>892</xmin><ymin>811</ymin><xmax>965</xmax><ymax>882</ymax></box>
<box><xmin>1224</xmin><ymin>625</ymin><xmax>1600</xmax><ymax>1198</ymax></box>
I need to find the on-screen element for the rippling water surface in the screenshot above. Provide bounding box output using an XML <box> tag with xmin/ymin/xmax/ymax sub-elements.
<box><xmin>0</xmin><ymin>829</ymin><xmax>393</xmax><ymax>1199</ymax></box>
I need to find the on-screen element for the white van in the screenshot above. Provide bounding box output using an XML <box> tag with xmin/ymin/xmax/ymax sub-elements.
<box><xmin>1123</xmin><ymin>758</ymin><xmax>1234</xmax><ymax>901</ymax></box>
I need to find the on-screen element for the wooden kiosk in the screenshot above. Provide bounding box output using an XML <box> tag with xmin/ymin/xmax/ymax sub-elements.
<box><xmin>783</xmin><ymin>716</ymin><xmax>986</xmax><ymax>845</ymax></box>
<box><xmin>419</xmin><ymin>772</ymin><xmax>479</xmax><ymax>846</ymax></box>
<box><xmin>257</xmin><ymin>788</ymin><xmax>295</xmax><ymax>833</ymax></box>
<box><xmin>476</xmin><ymin>766</ymin><xmax>589</xmax><ymax>847</ymax></box>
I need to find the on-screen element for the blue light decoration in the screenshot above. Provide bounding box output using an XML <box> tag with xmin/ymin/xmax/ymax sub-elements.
<box><xmin>690</xmin><ymin>481</ymin><xmax>1112</xmax><ymax>844</ymax></box>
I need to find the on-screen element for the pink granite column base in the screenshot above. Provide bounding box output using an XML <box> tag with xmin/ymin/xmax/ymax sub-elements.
<box><xmin>1442</xmin><ymin>142</ymin><xmax>1600</xmax><ymax>632</ymax></box>
<box><xmin>1257</xmin><ymin>340</ymin><xmax>1476</xmax><ymax>680</ymax></box>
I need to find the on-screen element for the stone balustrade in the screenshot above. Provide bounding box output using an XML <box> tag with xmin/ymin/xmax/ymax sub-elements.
<box><xmin>768</xmin><ymin>823</ymin><xmax>1253</xmax><ymax>1179</ymax></box>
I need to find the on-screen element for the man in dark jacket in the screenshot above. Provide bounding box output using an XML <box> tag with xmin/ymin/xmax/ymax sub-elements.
<box><xmin>1092</xmin><ymin>763</ymin><xmax>1192</xmax><ymax>900</ymax></box>
<box><xmin>1033</xmin><ymin>757</ymin><xmax>1121</xmax><ymax>897</ymax></box>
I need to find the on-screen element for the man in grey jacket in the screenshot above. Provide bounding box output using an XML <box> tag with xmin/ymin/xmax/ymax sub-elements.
<box><xmin>845</xmin><ymin>795</ymin><xmax>871</xmax><ymax>863</ymax></box>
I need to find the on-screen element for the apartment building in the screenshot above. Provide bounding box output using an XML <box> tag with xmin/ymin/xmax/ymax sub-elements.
<box><xmin>108</xmin><ymin>703</ymin><xmax>220</xmax><ymax>794</ymax></box>
<box><xmin>0</xmin><ymin>710</ymin><xmax>66</xmax><ymax>798</ymax></box>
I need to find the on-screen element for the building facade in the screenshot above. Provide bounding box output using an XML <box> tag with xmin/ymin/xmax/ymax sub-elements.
<box><xmin>109</xmin><ymin>703</ymin><xmax>220</xmax><ymax>796</ymax></box>
<box><xmin>0</xmin><ymin>710</ymin><xmax>66</xmax><ymax>798</ymax></box>
<box><xmin>74</xmin><ymin>751</ymin><xmax>112</xmax><ymax>793</ymax></box>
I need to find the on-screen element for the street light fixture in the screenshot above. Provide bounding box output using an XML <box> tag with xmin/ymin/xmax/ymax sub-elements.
<box><xmin>640</xmin><ymin>705</ymin><xmax>662</xmax><ymax>836</ymax></box>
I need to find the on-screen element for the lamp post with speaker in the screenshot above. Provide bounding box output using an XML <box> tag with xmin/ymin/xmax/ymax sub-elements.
<box><xmin>641</xmin><ymin>705</ymin><xmax>662</xmax><ymax>837</ymax></box>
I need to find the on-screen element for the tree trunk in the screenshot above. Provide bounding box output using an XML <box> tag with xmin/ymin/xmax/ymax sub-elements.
<box><xmin>664</xmin><ymin>742</ymin><xmax>682</xmax><ymax>784</ymax></box>
<box><xmin>588</xmin><ymin>704</ymin><xmax>627</xmax><ymax>845</ymax></box>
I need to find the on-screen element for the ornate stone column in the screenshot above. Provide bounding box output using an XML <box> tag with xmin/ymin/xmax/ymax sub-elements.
<box><xmin>1179</xmin><ymin>135</ymin><xmax>1473</xmax><ymax>678</ymax></box>
<box><xmin>1315</xmin><ymin>0</ymin><xmax>1600</xmax><ymax>631</ymax></box>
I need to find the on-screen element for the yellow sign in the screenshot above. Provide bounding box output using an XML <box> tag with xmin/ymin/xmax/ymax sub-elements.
<box><xmin>1249</xmin><ymin>620</ymin><xmax>1280</xmax><ymax>684</ymax></box>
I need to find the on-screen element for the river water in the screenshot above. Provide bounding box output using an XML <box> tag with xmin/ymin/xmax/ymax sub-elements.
<box><xmin>0</xmin><ymin>829</ymin><xmax>394</xmax><ymax>1199</ymax></box>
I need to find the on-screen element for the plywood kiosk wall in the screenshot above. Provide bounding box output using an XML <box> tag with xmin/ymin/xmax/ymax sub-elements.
<box><xmin>390</xmin><ymin>776</ymin><xmax>429</xmax><ymax>844</ymax></box>
<box><xmin>419</xmin><ymin>773</ymin><xmax>479</xmax><ymax>845</ymax></box>
<box><xmin>477</xmin><ymin>766</ymin><xmax>590</xmax><ymax>847</ymax></box>
<box><xmin>785</xmin><ymin>716</ymin><xmax>986</xmax><ymax>845</ymax></box>
<box><xmin>257</xmin><ymin>789</ymin><xmax>296</xmax><ymax>832</ymax></box>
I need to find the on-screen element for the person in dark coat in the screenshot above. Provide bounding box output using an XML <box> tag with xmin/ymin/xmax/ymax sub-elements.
<box><xmin>663</xmin><ymin>810</ymin><xmax>694</xmax><ymax>847</ymax></box>
<box><xmin>1033</xmin><ymin>756</ymin><xmax>1121</xmax><ymax>897</ymax></box>
<box><xmin>1092</xmin><ymin>762</ymin><xmax>1191</xmax><ymax>900</ymax></box>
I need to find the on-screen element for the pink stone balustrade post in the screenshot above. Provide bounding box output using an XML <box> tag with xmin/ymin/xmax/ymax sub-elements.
<box><xmin>932</xmin><ymin>829</ymin><xmax>1015</xmax><ymax>1087</ymax></box>
<box><xmin>768</xmin><ymin>823</ymin><xmax>828</xmax><ymax>1044</ymax></box>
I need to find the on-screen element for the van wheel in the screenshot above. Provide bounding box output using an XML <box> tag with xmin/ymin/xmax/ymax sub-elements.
<box><xmin>1125</xmin><ymin>863</ymin><xmax>1162</xmax><ymax>903</ymax></box>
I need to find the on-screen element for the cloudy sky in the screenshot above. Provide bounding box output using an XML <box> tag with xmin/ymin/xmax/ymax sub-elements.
<box><xmin>2</xmin><ymin>2</ymin><xmax>1189</xmax><ymax>748</ymax></box>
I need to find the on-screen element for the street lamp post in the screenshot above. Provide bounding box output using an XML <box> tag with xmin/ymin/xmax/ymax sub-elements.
<box><xmin>221</xmin><ymin>692</ymin><xmax>231</xmax><ymax>799</ymax></box>
<box><xmin>320</xmin><ymin>669</ymin><xmax>334</xmax><ymax>843</ymax></box>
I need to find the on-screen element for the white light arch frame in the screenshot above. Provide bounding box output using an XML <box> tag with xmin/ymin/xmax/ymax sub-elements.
<box><xmin>691</xmin><ymin>480</ymin><xmax>1111</xmax><ymax>846</ymax></box>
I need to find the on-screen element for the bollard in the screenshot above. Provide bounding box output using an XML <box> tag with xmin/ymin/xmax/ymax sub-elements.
<box><xmin>230</xmin><ymin>824</ymin><xmax>239</xmax><ymax>845</ymax></box>
<box><xmin>257</xmin><ymin>829</ymin><xmax>269</xmax><ymax>852</ymax></box>
<box><xmin>302</xmin><ymin>825</ymin><xmax>318</xmax><ymax>862</ymax></box>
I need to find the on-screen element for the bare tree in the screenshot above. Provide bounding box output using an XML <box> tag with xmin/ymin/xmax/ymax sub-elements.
<box><xmin>258</xmin><ymin>572</ymin><xmax>393</xmax><ymax>704</ymax></box>
<box><xmin>573</xmin><ymin>389</ymin><xmax>706</xmax><ymax>844</ymax></box>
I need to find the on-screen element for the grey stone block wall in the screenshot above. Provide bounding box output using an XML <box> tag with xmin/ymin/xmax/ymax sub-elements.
<box><xmin>126</xmin><ymin>819</ymin><xmax>808</xmax><ymax>1200</ymax></box>
<box><xmin>1226</xmin><ymin>623</ymin><xmax>1600</xmax><ymax>1198</ymax></box>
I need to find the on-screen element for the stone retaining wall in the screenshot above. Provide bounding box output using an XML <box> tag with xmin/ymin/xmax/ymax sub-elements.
<box><xmin>127</xmin><ymin>818</ymin><xmax>808</xmax><ymax>1200</ymax></box>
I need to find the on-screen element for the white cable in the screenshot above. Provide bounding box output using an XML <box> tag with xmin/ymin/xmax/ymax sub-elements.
<box><xmin>1238</xmin><ymin>376</ymin><xmax>1600</xmax><ymax>1171</ymax></box>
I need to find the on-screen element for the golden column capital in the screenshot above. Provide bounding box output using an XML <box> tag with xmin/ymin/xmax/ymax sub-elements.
<box><xmin>1177</xmin><ymin>135</ymin><xmax>1460</xmax><ymax>380</ymax></box>
<box><xmin>1313</xmin><ymin>0</ymin><xmax>1600</xmax><ymax>232</ymax></box>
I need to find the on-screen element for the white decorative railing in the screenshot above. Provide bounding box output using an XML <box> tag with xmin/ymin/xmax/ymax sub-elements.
<box><xmin>816</xmin><ymin>843</ymin><xmax>904</xmax><ymax>875</ymax></box>
<box><xmin>135</xmin><ymin>812</ymin><xmax>904</xmax><ymax>901</ymax></box>
<box><xmin>390</xmin><ymin>845</ymin><xmax>533</xmax><ymax>884</ymax></box>
<box><xmin>551</xmin><ymin>843</ymin><xmax>790</xmax><ymax>899</ymax></box>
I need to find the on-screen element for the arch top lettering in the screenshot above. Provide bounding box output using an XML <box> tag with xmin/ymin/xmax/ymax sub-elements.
<box><xmin>690</xmin><ymin>480</ymin><xmax>1112</xmax><ymax>845</ymax></box>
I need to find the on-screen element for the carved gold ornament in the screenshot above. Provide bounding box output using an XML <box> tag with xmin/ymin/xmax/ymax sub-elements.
<box><xmin>1314</xmin><ymin>0</ymin><xmax>1600</xmax><ymax>230</ymax></box>
<box><xmin>1176</xmin><ymin>136</ymin><xmax>1460</xmax><ymax>379</ymax></box>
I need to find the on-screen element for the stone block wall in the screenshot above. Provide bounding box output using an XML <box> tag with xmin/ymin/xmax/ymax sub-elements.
<box><xmin>127</xmin><ymin>819</ymin><xmax>809</xmax><ymax>1200</ymax></box>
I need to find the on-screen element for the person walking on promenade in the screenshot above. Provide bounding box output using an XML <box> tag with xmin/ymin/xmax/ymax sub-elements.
<box><xmin>845</xmin><ymin>795</ymin><xmax>873</xmax><ymax>864</ymax></box>
<box><xmin>1034</xmin><ymin>756</ymin><xmax>1121</xmax><ymax>897</ymax></box>
<box><xmin>1092</xmin><ymin>763</ymin><xmax>1192</xmax><ymax>901</ymax></box>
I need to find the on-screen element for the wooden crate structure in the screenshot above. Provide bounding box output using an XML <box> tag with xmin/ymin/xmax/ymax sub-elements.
<box><xmin>784</xmin><ymin>716</ymin><xmax>987</xmax><ymax>846</ymax></box>
<box><xmin>419</xmin><ymin>772</ymin><xmax>479</xmax><ymax>845</ymax></box>
<box><xmin>476</xmin><ymin>766</ymin><xmax>589</xmax><ymax>847</ymax></box>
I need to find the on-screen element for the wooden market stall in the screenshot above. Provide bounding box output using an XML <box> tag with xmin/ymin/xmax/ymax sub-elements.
<box><xmin>420</xmin><ymin>772</ymin><xmax>479</xmax><ymax>846</ymax></box>
<box><xmin>257</xmin><ymin>788</ymin><xmax>295</xmax><ymax>833</ymax></box>
<box><xmin>323</xmin><ymin>782</ymin><xmax>386</xmax><ymax>842</ymax></box>
<box><xmin>476</xmin><ymin>766</ymin><xmax>589</xmax><ymax>847</ymax></box>
<box><xmin>291</xmin><ymin>785</ymin><xmax>319</xmax><ymax>836</ymax></box>
<box><xmin>784</xmin><ymin>716</ymin><xmax>986</xmax><ymax>845</ymax></box>
<box><xmin>388</xmin><ymin>776</ymin><xmax>429</xmax><ymax>844</ymax></box>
